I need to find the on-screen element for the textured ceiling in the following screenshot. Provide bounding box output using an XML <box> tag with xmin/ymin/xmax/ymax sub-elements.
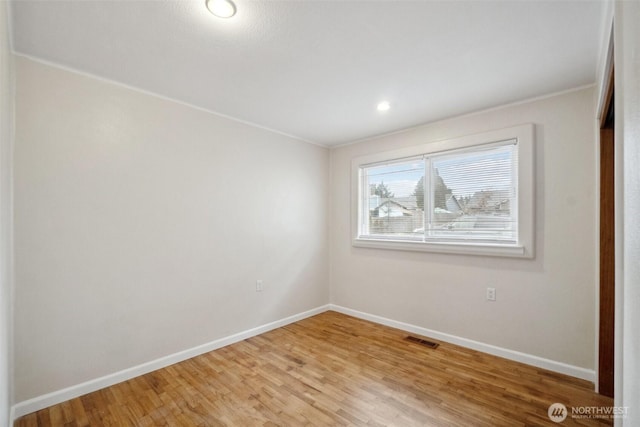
<box><xmin>11</xmin><ymin>0</ymin><xmax>605</xmax><ymax>146</ymax></box>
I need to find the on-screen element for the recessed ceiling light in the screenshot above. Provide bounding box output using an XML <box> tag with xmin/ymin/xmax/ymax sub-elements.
<box><xmin>206</xmin><ymin>0</ymin><xmax>237</xmax><ymax>18</ymax></box>
<box><xmin>377</xmin><ymin>101</ymin><xmax>390</xmax><ymax>112</ymax></box>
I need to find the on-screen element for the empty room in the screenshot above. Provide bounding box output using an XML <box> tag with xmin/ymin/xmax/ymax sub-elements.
<box><xmin>0</xmin><ymin>0</ymin><xmax>639</xmax><ymax>426</ymax></box>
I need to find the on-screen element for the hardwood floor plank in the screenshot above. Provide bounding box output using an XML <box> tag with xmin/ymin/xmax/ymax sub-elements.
<box><xmin>15</xmin><ymin>311</ymin><xmax>613</xmax><ymax>426</ymax></box>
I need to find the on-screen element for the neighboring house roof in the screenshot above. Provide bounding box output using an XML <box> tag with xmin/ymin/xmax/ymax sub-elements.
<box><xmin>371</xmin><ymin>196</ymin><xmax>419</xmax><ymax>217</ymax></box>
<box><xmin>370</xmin><ymin>196</ymin><xmax>418</xmax><ymax>211</ymax></box>
<box><xmin>466</xmin><ymin>190</ymin><xmax>511</xmax><ymax>212</ymax></box>
<box><xmin>391</xmin><ymin>196</ymin><xmax>418</xmax><ymax>210</ymax></box>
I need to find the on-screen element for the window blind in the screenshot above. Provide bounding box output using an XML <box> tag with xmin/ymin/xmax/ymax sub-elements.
<box><xmin>360</xmin><ymin>140</ymin><xmax>517</xmax><ymax>243</ymax></box>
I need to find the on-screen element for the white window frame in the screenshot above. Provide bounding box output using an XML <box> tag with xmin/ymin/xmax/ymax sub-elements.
<box><xmin>351</xmin><ymin>124</ymin><xmax>535</xmax><ymax>258</ymax></box>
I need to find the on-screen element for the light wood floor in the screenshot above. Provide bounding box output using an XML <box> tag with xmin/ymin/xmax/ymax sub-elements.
<box><xmin>15</xmin><ymin>311</ymin><xmax>613</xmax><ymax>426</ymax></box>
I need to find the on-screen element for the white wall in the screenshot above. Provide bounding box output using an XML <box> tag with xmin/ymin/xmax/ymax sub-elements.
<box><xmin>0</xmin><ymin>0</ymin><xmax>13</xmax><ymax>424</ymax></box>
<box><xmin>330</xmin><ymin>87</ymin><xmax>597</xmax><ymax>371</ymax></box>
<box><xmin>615</xmin><ymin>1</ymin><xmax>640</xmax><ymax>424</ymax></box>
<box><xmin>13</xmin><ymin>56</ymin><xmax>329</xmax><ymax>402</ymax></box>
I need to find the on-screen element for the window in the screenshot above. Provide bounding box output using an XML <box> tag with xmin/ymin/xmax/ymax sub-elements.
<box><xmin>352</xmin><ymin>124</ymin><xmax>534</xmax><ymax>257</ymax></box>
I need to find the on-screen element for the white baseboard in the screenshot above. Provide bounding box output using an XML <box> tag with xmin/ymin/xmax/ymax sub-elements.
<box><xmin>12</xmin><ymin>304</ymin><xmax>330</xmax><ymax>420</ymax></box>
<box><xmin>328</xmin><ymin>304</ymin><xmax>596</xmax><ymax>383</ymax></box>
<box><xmin>13</xmin><ymin>302</ymin><xmax>596</xmax><ymax>422</ymax></box>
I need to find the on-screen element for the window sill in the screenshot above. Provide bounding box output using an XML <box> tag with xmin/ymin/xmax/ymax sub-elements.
<box><xmin>352</xmin><ymin>237</ymin><xmax>530</xmax><ymax>258</ymax></box>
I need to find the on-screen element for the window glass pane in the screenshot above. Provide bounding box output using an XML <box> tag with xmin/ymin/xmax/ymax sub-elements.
<box><xmin>362</xmin><ymin>159</ymin><xmax>424</xmax><ymax>238</ymax></box>
<box><xmin>428</xmin><ymin>143</ymin><xmax>517</xmax><ymax>241</ymax></box>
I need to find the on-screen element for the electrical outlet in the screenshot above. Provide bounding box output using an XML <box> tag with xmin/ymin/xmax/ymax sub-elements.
<box><xmin>256</xmin><ymin>280</ymin><xmax>263</xmax><ymax>292</ymax></box>
<box><xmin>486</xmin><ymin>287</ymin><xmax>496</xmax><ymax>301</ymax></box>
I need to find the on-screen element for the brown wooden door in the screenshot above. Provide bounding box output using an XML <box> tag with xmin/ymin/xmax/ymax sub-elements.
<box><xmin>598</xmin><ymin>71</ymin><xmax>614</xmax><ymax>398</ymax></box>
